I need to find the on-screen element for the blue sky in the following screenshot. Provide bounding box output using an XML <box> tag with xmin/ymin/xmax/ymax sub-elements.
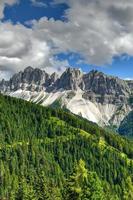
<box><xmin>0</xmin><ymin>0</ymin><xmax>133</xmax><ymax>79</ymax></box>
<box><xmin>3</xmin><ymin>0</ymin><xmax>68</xmax><ymax>24</ymax></box>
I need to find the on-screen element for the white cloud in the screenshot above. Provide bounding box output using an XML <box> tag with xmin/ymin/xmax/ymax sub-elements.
<box><xmin>0</xmin><ymin>0</ymin><xmax>18</xmax><ymax>19</ymax></box>
<box><xmin>44</xmin><ymin>58</ymin><xmax>69</xmax><ymax>75</ymax></box>
<box><xmin>1</xmin><ymin>0</ymin><xmax>133</xmax><ymax>79</ymax></box>
<box><xmin>0</xmin><ymin>70</ymin><xmax>11</xmax><ymax>80</ymax></box>
<box><xmin>0</xmin><ymin>21</ymin><xmax>69</xmax><ymax>79</ymax></box>
<box><xmin>30</xmin><ymin>0</ymin><xmax>133</xmax><ymax>66</ymax></box>
<box><xmin>124</xmin><ymin>77</ymin><xmax>133</xmax><ymax>80</ymax></box>
<box><xmin>30</xmin><ymin>0</ymin><xmax>47</xmax><ymax>7</ymax></box>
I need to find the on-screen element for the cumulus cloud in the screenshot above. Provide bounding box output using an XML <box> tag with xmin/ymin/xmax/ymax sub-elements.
<box><xmin>0</xmin><ymin>22</ymin><xmax>57</xmax><ymax>77</ymax></box>
<box><xmin>29</xmin><ymin>0</ymin><xmax>133</xmax><ymax>67</ymax></box>
<box><xmin>124</xmin><ymin>77</ymin><xmax>133</xmax><ymax>80</ymax></box>
<box><xmin>1</xmin><ymin>0</ymin><xmax>133</xmax><ymax>79</ymax></box>
<box><xmin>0</xmin><ymin>21</ymin><xmax>68</xmax><ymax>80</ymax></box>
<box><xmin>0</xmin><ymin>0</ymin><xmax>18</xmax><ymax>19</ymax></box>
<box><xmin>30</xmin><ymin>0</ymin><xmax>47</xmax><ymax>7</ymax></box>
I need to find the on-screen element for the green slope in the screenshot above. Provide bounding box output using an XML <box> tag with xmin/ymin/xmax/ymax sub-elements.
<box><xmin>118</xmin><ymin>110</ymin><xmax>133</xmax><ymax>138</ymax></box>
<box><xmin>0</xmin><ymin>93</ymin><xmax>133</xmax><ymax>199</ymax></box>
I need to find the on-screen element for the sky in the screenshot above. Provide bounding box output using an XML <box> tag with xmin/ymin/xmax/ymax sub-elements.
<box><xmin>0</xmin><ymin>0</ymin><xmax>133</xmax><ymax>80</ymax></box>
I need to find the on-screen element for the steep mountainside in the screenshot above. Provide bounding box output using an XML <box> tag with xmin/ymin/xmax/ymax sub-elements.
<box><xmin>118</xmin><ymin>110</ymin><xmax>133</xmax><ymax>138</ymax></box>
<box><xmin>0</xmin><ymin>94</ymin><xmax>133</xmax><ymax>199</ymax></box>
<box><xmin>0</xmin><ymin>67</ymin><xmax>133</xmax><ymax>127</ymax></box>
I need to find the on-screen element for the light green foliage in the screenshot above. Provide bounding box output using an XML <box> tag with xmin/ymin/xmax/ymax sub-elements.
<box><xmin>63</xmin><ymin>159</ymin><xmax>105</xmax><ymax>200</ymax></box>
<box><xmin>123</xmin><ymin>177</ymin><xmax>133</xmax><ymax>200</ymax></box>
<box><xmin>0</xmin><ymin>93</ymin><xmax>132</xmax><ymax>199</ymax></box>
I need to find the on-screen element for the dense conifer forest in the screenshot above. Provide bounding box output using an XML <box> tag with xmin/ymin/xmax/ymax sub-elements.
<box><xmin>118</xmin><ymin>111</ymin><xmax>133</xmax><ymax>138</ymax></box>
<box><xmin>0</xmin><ymin>93</ymin><xmax>133</xmax><ymax>199</ymax></box>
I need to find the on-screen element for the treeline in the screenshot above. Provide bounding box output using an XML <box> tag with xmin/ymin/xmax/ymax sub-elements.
<box><xmin>0</xmin><ymin>93</ymin><xmax>133</xmax><ymax>199</ymax></box>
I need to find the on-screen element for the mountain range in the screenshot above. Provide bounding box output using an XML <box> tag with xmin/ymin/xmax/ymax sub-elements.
<box><xmin>0</xmin><ymin>66</ymin><xmax>133</xmax><ymax>130</ymax></box>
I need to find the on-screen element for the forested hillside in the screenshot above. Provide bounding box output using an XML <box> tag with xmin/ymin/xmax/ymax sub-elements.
<box><xmin>0</xmin><ymin>93</ymin><xmax>133</xmax><ymax>199</ymax></box>
<box><xmin>118</xmin><ymin>111</ymin><xmax>133</xmax><ymax>138</ymax></box>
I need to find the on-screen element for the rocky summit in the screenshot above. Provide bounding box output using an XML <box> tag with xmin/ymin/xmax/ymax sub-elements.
<box><xmin>0</xmin><ymin>66</ymin><xmax>133</xmax><ymax>127</ymax></box>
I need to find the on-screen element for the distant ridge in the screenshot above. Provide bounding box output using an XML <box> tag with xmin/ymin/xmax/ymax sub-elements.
<box><xmin>0</xmin><ymin>67</ymin><xmax>133</xmax><ymax>128</ymax></box>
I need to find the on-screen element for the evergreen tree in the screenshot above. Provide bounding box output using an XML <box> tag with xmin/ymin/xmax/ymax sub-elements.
<box><xmin>0</xmin><ymin>94</ymin><xmax>132</xmax><ymax>199</ymax></box>
<box><xmin>123</xmin><ymin>176</ymin><xmax>133</xmax><ymax>200</ymax></box>
<box><xmin>63</xmin><ymin>159</ymin><xmax>105</xmax><ymax>200</ymax></box>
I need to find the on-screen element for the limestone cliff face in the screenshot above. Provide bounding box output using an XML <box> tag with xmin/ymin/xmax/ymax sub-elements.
<box><xmin>0</xmin><ymin>66</ymin><xmax>58</xmax><ymax>92</ymax></box>
<box><xmin>54</xmin><ymin>67</ymin><xmax>83</xmax><ymax>90</ymax></box>
<box><xmin>0</xmin><ymin>67</ymin><xmax>132</xmax><ymax>127</ymax></box>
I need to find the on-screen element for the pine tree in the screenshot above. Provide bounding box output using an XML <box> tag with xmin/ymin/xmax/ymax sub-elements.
<box><xmin>63</xmin><ymin>159</ymin><xmax>105</xmax><ymax>200</ymax></box>
<box><xmin>123</xmin><ymin>176</ymin><xmax>133</xmax><ymax>200</ymax></box>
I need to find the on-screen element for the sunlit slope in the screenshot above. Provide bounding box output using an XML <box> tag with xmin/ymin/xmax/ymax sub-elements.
<box><xmin>0</xmin><ymin>93</ymin><xmax>133</xmax><ymax>199</ymax></box>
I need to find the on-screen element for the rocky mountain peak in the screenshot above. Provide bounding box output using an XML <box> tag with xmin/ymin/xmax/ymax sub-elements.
<box><xmin>0</xmin><ymin>66</ymin><xmax>133</xmax><ymax>127</ymax></box>
<box><xmin>0</xmin><ymin>67</ymin><xmax>132</xmax><ymax>95</ymax></box>
<box><xmin>24</xmin><ymin>66</ymin><xmax>34</xmax><ymax>73</ymax></box>
<box><xmin>65</xmin><ymin>67</ymin><xmax>82</xmax><ymax>76</ymax></box>
<box><xmin>50</xmin><ymin>72</ymin><xmax>58</xmax><ymax>83</ymax></box>
<box><xmin>23</xmin><ymin>67</ymin><xmax>49</xmax><ymax>84</ymax></box>
<box><xmin>83</xmin><ymin>70</ymin><xmax>130</xmax><ymax>95</ymax></box>
<box><xmin>56</xmin><ymin>67</ymin><xmax>83</xmax><ymax>90</ymax></box>
<box><xmin>0</xmin><ymin>66</ymin><xmax>132</xmax><ymax>95</ymax></box>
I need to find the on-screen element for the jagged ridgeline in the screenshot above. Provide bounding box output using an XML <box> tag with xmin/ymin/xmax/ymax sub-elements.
<box><xmin>0</xmin><ymin>93</ymin><xmax>133</xmax><ymax>199</ymax></box>
<box><xmin>0</xmin><ymin>67</ymin><xmax>133</xmax><ymax>129</ymax></box>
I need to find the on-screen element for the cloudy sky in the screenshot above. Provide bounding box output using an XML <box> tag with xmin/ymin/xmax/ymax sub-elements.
<box><xmin>0</xmin><ymin>0</ymin><xmax>133</xmax><ymax>79</ymax></box>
